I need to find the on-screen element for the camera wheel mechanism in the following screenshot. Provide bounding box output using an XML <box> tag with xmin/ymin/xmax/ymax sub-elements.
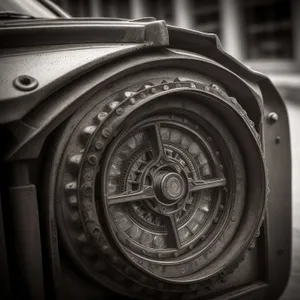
<box><xmin>45</xmin><ymin>73</ymin><xmax>267</xmax><ymax>299</ymax></box>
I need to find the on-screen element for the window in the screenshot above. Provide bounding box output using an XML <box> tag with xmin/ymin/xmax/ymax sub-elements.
<box><xmin>242</xmin><ymin>0</ymin><xmax>293</xmax><ymax>59</ymax></box>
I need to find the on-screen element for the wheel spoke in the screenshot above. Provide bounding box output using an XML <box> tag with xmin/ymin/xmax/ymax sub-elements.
<box><xmin>108</xmin><ymin>186</ymin><xmax>154</xmax><ymax>205</ymax></box>
<box><xmin>165</xmin><ymin>214</ymin><xmax>181</xmax><ymax>249</ymax></box>
<box><xmin>148</xmin><ymin>123</ymin><xmax>167</xmax><ymax>163</ymax></box>
<box><xmin>189</xmin><ymin>178</ymin><xmax>226</xmax><ymax>192</ymax></box>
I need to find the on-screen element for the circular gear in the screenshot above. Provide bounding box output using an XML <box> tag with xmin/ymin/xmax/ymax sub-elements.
<box><xmin>45</xmin><ymin>76</ymin><xmax>267</xmax><ymax>299</ymax></box>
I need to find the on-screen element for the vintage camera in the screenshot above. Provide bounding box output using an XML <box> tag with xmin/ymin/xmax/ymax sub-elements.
<box><xmin>0</xmin><ymin>2</ymin><xmax>291</xmax><ymax>300</ymax></box>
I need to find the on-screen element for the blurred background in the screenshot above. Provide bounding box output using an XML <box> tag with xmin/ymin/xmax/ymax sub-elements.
<box><xmin>51</xmin><ymin>0</ymin><xmax>300</xmax><ymax>299</ymax></box>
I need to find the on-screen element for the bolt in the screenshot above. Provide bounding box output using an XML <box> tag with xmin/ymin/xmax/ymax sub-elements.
<box><xmin>88</xmin><ymin>154</ymin><xmax>97</xmax><ymax>165</ymax></box>
<box><xmin>102</xmin><ymin>128</ymin><xmax>111</xmax><ymax>138</ymax></box>
<box><xmin>219</xmin><ymin>204</ymin><xmax>224</xmax><ymax>211</ymax></box>
<box><xmin>190</xmin><ymin>83</ymin><xmax>196</xmax><ymax>88</ymax></box>
<box><xmin>116</xmin><ymin>107</ymin><xmax>124</xmax><ymax>115</ymax></box>
<box><xmin>211</xmin><ymin>84</ymin><xmax>219</xmax><ymax>90</ymax></box>
<box><xmin>97</xmin><ymin>112</ymin><xmax>107</xmax><ymax>122</ymax></box>
<box><xmin>150</xmin><ymin>87</ymin><xmax>156</xmax><ymax>94</ymax></box>
<box><xmin>95</xmin><ymin>140</ymin><xmax>104</xmax><ymax>150</ymax></box>
<box><xmin>140</xmin><ymin>92</ymin><xmax>146</xmax><ymax>98</ymax></box>
<box><xmin>163</xmin><ymin>85</ymin><xmax>169</xmax><ymax>91</ymax></box>
<box><xmin>268</xmin><ymin>112</ymin><xmax>279</xmax><ymax>124</ymax></box>
<box><xmin>81</xmin><ymin>183</ymin><xmax>93</xmax><ymax>196</ymax></box>
<box><xmin>204</xmin><ymin>86</ymin><xmax>210</xmax><ymax>91</ymax></box>
<box><xmin>129</xmin><ymin>97</ymin><xmax>136</xmax><ymax>104</ymax></box>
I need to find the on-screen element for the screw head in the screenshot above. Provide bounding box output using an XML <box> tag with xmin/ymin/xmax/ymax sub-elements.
<box><xmin>268</xmin><ymin>112</ymin><xmax>279</xmax><ymax>123</ymax></box>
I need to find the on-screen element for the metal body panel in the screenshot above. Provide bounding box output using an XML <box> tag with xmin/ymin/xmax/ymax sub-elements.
<box><xmin>0</xmin><ymin>16</ymin><xmax>291</xmax><ymax>300</ymax></box>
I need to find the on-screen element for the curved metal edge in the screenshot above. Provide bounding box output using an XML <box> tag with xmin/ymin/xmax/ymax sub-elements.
<box><xmin>167</xmin><ymin>25</ymin><xmax>292</xmax><ymax>299</ymax></box>
<box><xmin>5</xmin><ymin>53</ymin><xmax>262</xmax><ymax>161</ymax></box>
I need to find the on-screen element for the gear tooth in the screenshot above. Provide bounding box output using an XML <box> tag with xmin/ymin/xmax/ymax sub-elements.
<box><xmin>124</xmin><ymin>91</ymin><xmax>135</xmax><ymax>98</ymax></box>
<box><xmin>65</xmin><ymin>181</ymin><xmax>77</xmax><ymax>194</ymax></box>
<box><xmin>137</xmin><ymin>82</ymin><xmax>154</xmax><ymax>92</ymax></box>
<box><xmin>174</xmin><ymin>77</ymin><xmax>182</xmax><ymax>82</ymax></box>
<box><xmin>161</xmin><ymin>80</ymin><xmax>168</xmax><ymax>84</ymax></box>
<box><xmin>81</xmin><ymin>125</ymin><xmax>96</xmax><ymax>143</ymax></box>
<box><xmin>95</xmin><ymin>111</ymin><xmax>108</xmax><ymax>123</ymax></box>
<box><xmin>68</xmin><ymin>153</ymin><xmax>82</xmax><ymax>169</ymax></box>
<box><xmin>108</xmin><ymin>101</ymin><xmax>120</xmax><ymax>110</ymax></box>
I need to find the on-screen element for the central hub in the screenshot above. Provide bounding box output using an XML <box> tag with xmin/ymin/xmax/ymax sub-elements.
<box><xmin>160</xmin><ymin>172</ymin><xmax>185</xmax><ymax>201</ymax></box>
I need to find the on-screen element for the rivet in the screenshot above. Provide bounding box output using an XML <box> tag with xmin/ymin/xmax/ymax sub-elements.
<box><xmin>116</xmin><ymin>107</ymin><xmax>124</xmax><ymax>115</ymax></box>
<box><xmin>254</xmin><ymin>230</ymin><xmax>260</xmax><ymax>238</ymax></box>
<box><xmin>249</xmin><ymin>242</ymin><xmax>255</xmax><ymax>250</ymax></box>
<box><xmin>129</xmin><ymin>97</ymin><xmax>136</xmax><ymax>104</ymax></box>
<box><xmin>102</xmin><ymin>128</ymin><xmax>111</xmax><ymax>138</ymax></box>
<box><xmin>96</xmin><ymin>112</ymin><xmax>107</xmax><ymax>122</ymax></box>
<box><xmin>81</xmin><ymin>183</ymin><xmax>93</xmax><ymax>196</ymax></box>
<box><xmin>213</xmin><ymin>218</ymin><xmax>219</xmax><ymax>224</ymax></box>
<box><xmin>95</xmin><ymin>140</ymin><xmax>104</xmax><ymax>150</ymax></box>
<box><xmin>101</xmin><ymin>244</ymin><xmax>110</xmax><ymax>254</ymax></box>
<box><xmin>275</xmin><ymin>136</ymin><xmax>281</xmax><ymax>144</ymax></box>
<box><xmin>84</xmin><ymin>172</ymin><xmax>93</xmax><ymax>181</ymax></box>
<box><xmin>231</xmin><ymin>216</ymin><xmax>236</xmax><ymax>222</ymax></box>
<box><xmin>88</xmin><ymin>154</ymin><xmax>97</xmax><ymax>165</ymax></box>
<box><xmin>68</xmin><ymin>195</ymin><xmax>78</xmax><ymax>207</ymax></box>
<box><xmin>180</xmin><ymin>268</ymin><xmax>186</xmax><ymax>274</ymax></box>
<box><xmin>200</xmin><ymin>235</ymin><xmax>206</xmax><ymax>241</ymax></box>
<box><xmin>211</xmin><ymin>84</ymin><xmax>219</xmax><ymax>90</ymax></box>
<box><xmin>207</xmin><ymin>136</ymin><xmax>212</xmax><ymax>142</ymax></box>
<box><xmin>13</xmin><ymin>75</ymin><xmax>39</xmax><ymax>91</ymax></box>
<box><xmin>215</xmin><ymin>151</ymin><xmax>220</xmax><ymax>156</ymax></box>
<box><xmin>231</xmin><ymin>97</ymin><xmax>237</xmax><ymax>104</ymax></box>
<box><xmin>219</xmin><ymin>164</ymin><xmax>223</xmax><ymax>170</ymax></box>
<box><xmin>150</xmin><ymin>87</ymin><xmax>156</xmax><ymax>94</ymax></box>
<box><xmin>158</xmin><ymin>253</ymin><xmax>163</xmax><ymax>258</ymax></box>
<box><xmin>268</xmin><ymin>112</ymin><xmax>279</xmax><ymax>123</ymax></box>
<box><xmin>173</xmin><ymin>252</ymin><xmax>178</xmax><ymax>257</ymax></box>
<box><xmin>78</xmin><ymin>234</ymin><xmax>88</xmax><ymax>244</ymax></box>
<box><xmin>190</xmin><ymin>83</ymin><xmax>196</xmax><ymax>88</ymax></box>
<box><xmin>204</xmin><ymin>86</ymin><xmax>210</xmax><ymax>91</ymax></box>
<box><xmin>163</xmin><ymin>85</ymin><xmax>169</xmax><ymax>91</ymax></box>
<box><xmin>219</xmin><ymin>204</ymin><xmax>224</xmax><ymax>211</ymax></box>
<box><xmin>188</xmin><ymin>244</ymin><xmax>193</xmax><ymax>250</ymax></box>
<box><xmin>140</xmin><ymin>92</ymin><xmax>146</xmax><ymax>98</ymax></box>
